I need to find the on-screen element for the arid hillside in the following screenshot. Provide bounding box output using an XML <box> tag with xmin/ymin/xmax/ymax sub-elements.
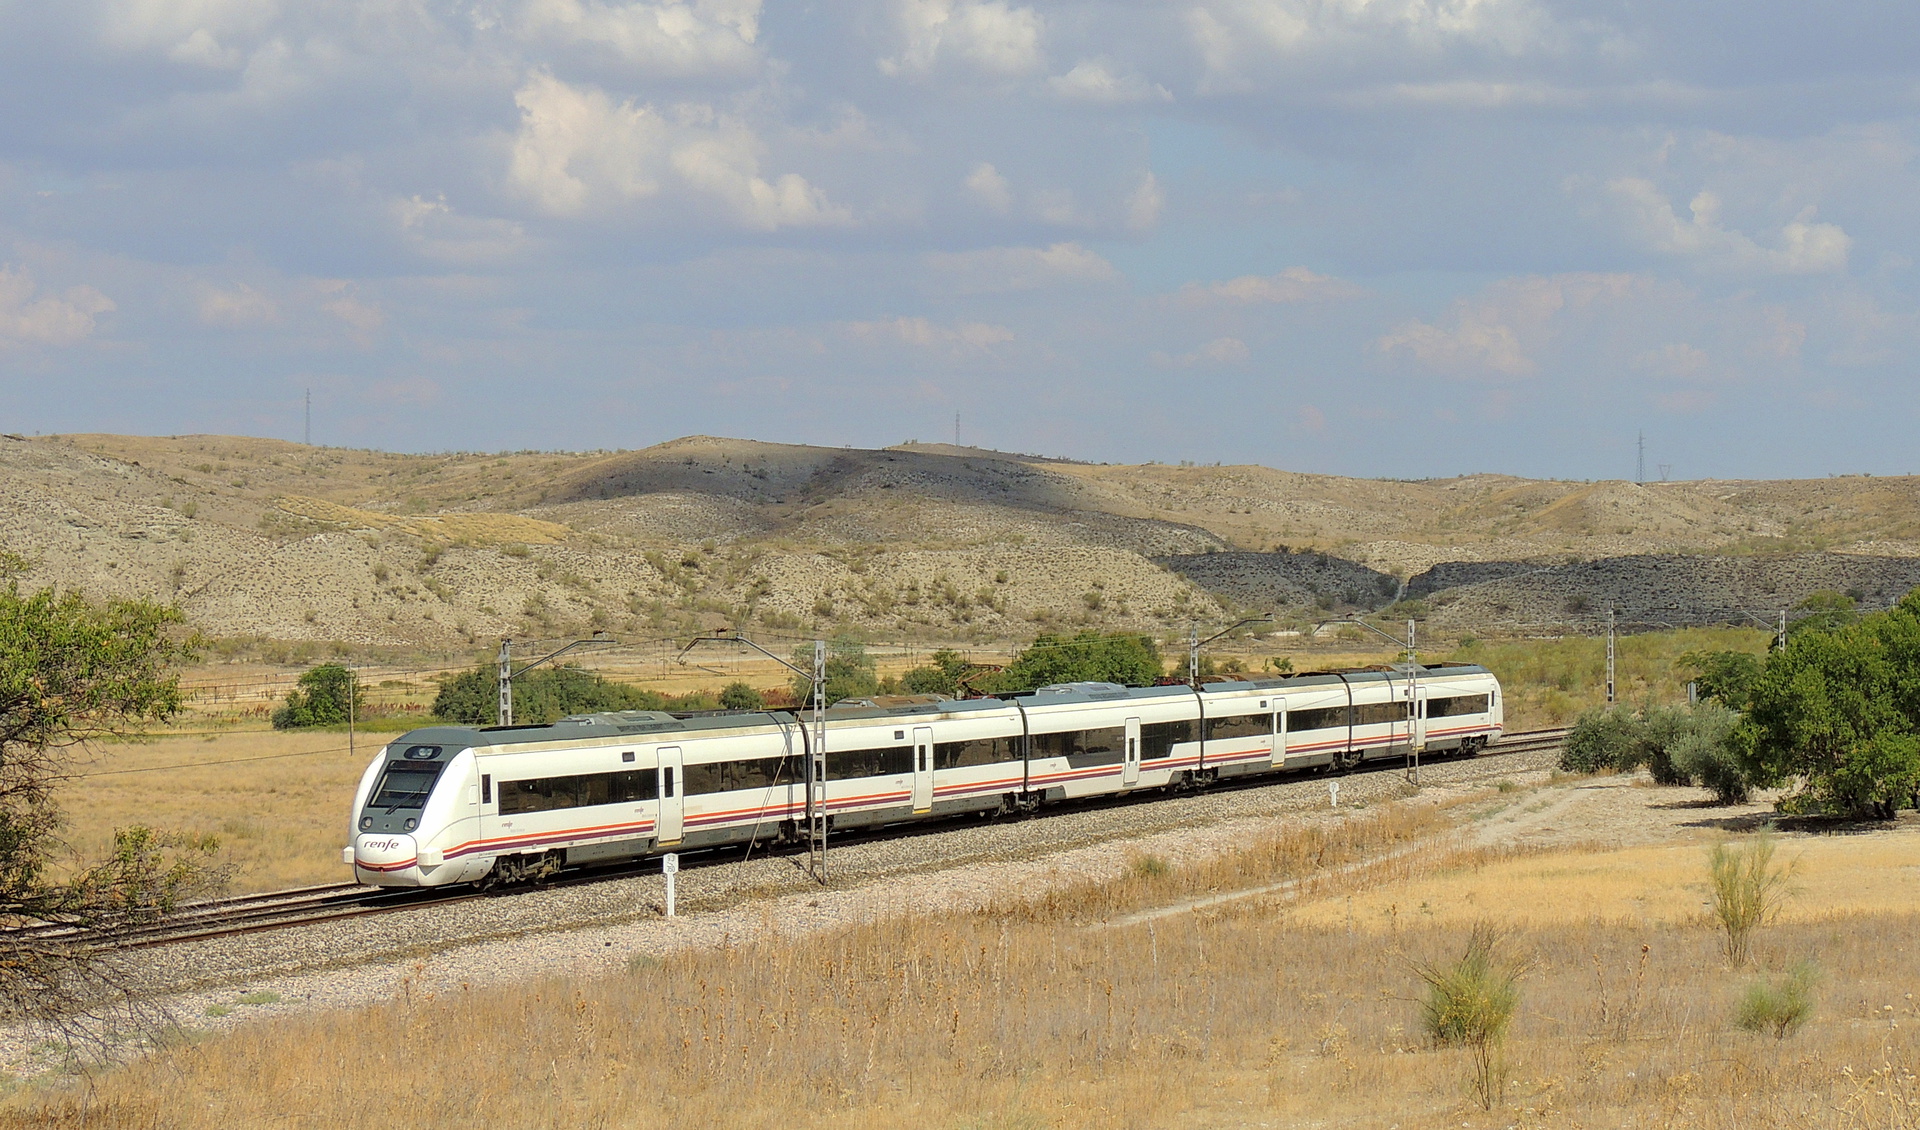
<box><xmin>4</xmin><ymin>431</ymin><xmax>1919</xmax><ymax>650</ymax></box>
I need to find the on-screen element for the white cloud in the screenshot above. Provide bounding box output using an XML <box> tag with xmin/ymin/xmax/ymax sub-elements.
<box><xmin>1124</xmin><ymin>172</ymin><xmax>1163</xmax><ymax>232</ymax></box>
<box><xmin>964</xmin><ymin>162</ymin><xmax>1012</xmax><ymax>213</ymax></box>
<box><xmin>0</xmin><ymin>265</ymin><xmax>114</xmax><ymax>347</ymax></box>
<box><xmin>1633</xmin><ymin>342</ymin><xmax>1709</xmax><ymax>378</ymax></box>
<box><xmin>392</xmin><ymin>195</ymin><xmax>530</xmax><ymax>264</ymax></box>
<box><xmin>196</xmin><ymin>282</ymin><xmax>280</xmax><ymax>327</ymax></box>
<box><xmin>923</xmin><ymin>242</ymin><xmax>1121</xmax><ymax>292</ymax></box>
<box><xmin>1608</xmin><ymin>178</ymin><xmax>1851</xmax><ymax>275</ymax></box>
<box><xmin>880</xmin><ymin>0</ymin><xmax>1044</xmax><ymax>77</ymax></box>
<box><xmin>1154</xmin><ymin>336</ymin><xmax>1251</xmax><ymax>367</ymax></box>
<box><xmin>1190</xmin><ymin>0</ymin><xmax>1556</xmax><ymax>90</ymax></box>
<box><xmin>1378</xmin><ymin>273</ymin><xmax>1646</xmax><ymax>378</ymax></box>
<box><xmin>101</xmin><ymin>0</ymin><xmax>278</xmax><ymax>69</ymax></box>
<box><xmin>516</xmin><ymin>0</ymin><xmax>762</xmax><ymax>77</ymax></box>
<box><xmin>506</xmin><ymin>72</ymin><xmax>850</xmax><ymax>229</ymax></box>
<box><xmin>845</xmin><ymin>316</ymin><xmax>1014</xmax><ymax>351</ymax></box>
<box><xmin>1049</xmin><ymin>60</ymin><xmax>1171</xmax><ymax>104</ymax></box>
<box><xmin>316</xmin><ymin>280</ymin><xmax>384</xmax><ymax>342</ymax></box>
<box><xmin>1179</xmin><ymin>266</ymin><xmax>1365</xmax><ymax>304</ymax></box>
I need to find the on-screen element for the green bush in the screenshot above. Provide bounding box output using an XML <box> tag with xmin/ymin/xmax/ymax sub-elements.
<box><xmin>1560</xmin><ymin>707</ymin><xmax>1643</xmax><ymax>773</ymax></box>
<box><xmin>271</xmin><ymin>663</ymin><xmax>365</xmax><ymax>729</ymax></box>
<box><xmin>1735</xmin><ymin>962</ymin><xmax>1817</xmax><ymax>1037</ymax></box>
<box><xmin>1709</xmin><ymin>834</ymin><xmax>1793</xmax><ymax>967</ymax></box>
<box><xmin>989</xmin><ymin>630</ymin><xmax>1162</xmax><ymax>693</ymax></box>
<box><xmin>789</xmin><ymin>635</ymin><xmax>879</xmax><ymax>706</ymax></box>
<box><xmin>1670</xmin><ymin>703</ymin><xmax>1749</xmax><ymax>803</ymax></box>
<box><xmin>1415</xmin><ymin>925</ymin><xmax>1529</xmax><ymax>1111</ymax></box>
<box><xmin>433</xmin><ymin>664</ymin><xmax>667</xmax><ymax>725</ymax></box>
<box><xmin>900</xmin><ymin>649</ymin><xmax>971</xmax><ymax>697</ymax></box>
<box><xmin>718</xmin><ymin>682</ymin><xmax>763</xmax><ymax>710</ymax></box>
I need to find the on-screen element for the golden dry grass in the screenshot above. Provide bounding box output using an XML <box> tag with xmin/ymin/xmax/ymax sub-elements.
<box><xmin>54</xmin><ymin>731</ymin><xmax>369</xmax><ymax>891</ymax></box>
<box><xmin>12</xmin><ymin>798</ymin><xmax>1920</xmax><ymax>1128</ymax></box>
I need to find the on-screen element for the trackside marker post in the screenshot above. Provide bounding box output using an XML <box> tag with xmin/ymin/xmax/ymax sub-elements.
<box><xmin>663</xmin><ymin>852</ymin><xmax>678</xmax><ymax>918</ymax></box>
<box><xmin>1329</xmin><ymin>780</ymin><xmax>1340</xmax><ymax>808</ymax></box>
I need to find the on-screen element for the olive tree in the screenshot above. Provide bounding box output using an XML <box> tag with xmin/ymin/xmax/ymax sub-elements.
<box><xmin>0</xmin><ymin>555</ymin><xmax>221</xmax><ymax>1042</ymax></box>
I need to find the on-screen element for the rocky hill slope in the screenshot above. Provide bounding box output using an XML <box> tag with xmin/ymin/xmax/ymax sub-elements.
<box><xmin>3</xmin><ymin>432</ymin><xmax>1917</xmax><ymax>650</ymax></box>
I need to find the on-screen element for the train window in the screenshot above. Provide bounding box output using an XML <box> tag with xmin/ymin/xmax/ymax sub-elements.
<box><xmin>498</xmin><ymin>767</ymin><xmax>664</xmax><ymax>815</ymax></box>
<box><xmin>1140</xmin><ymin>719</ymin><xmax>1195</xmax><ymax>759</ymax></box>
<box><xmin>1203</xmin><ymin>713</ymin><xmax>1269</xmax><ymax>741</ymax></box>
<box><xmin>1030</xmin><ymin>727</ymin><xmax>1124</xmax><ymax>764</ymax></box>
<box><xmin>1354</xmin><ymin>702</ymin><xmax>1412</xmax><ymax>726</ymax></box>
<box><xmin>1288</xmin><ymin>706</ymin><xmax>1349</xmax><ymax>732</ymax></box>
<box><xmin>934</xmin><ymin>735</ymin><xmax>1023</xmax><ymax>769</ymax></box>
<box><xmin>481</xmin><ymin>775</ymin><xmax>492</xmax><ymax>804</ymax></box>
<box><xmin>684</xmin><ymin>755</ymin><xmax>793</xmax><ymax>795</ymax></box>
<box><xmin>830</xmin><ymin>745</ymin><xmax>915</xmax><ymax>779</ymax></box>
<box><xmin>622</xmin><ymin>750</ymin><xmax>636</xmax><ymax>763</ymax></box>
<box><xmin>371</xmin><ymin>762</ymin><xmax>445</xmax><ymax>810</ymax></box>
<box><xmin>664</xmin><ymin>767</ymin><xmax>675</xmax><ymax>797</ymax></box>
<box><xmin>1427</xmin><ymin>694</ymin><xmax>1490</xmax><ymax>718</ymax></box>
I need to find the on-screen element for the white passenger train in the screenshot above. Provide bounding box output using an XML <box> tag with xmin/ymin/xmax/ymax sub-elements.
<box><xmin>345</xmin><ymin>663</ymin><xmax>1503</xmax><ymax>887</ymax></box>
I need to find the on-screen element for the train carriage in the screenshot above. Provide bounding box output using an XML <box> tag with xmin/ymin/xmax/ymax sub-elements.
<box><xmin>1015</xmin><ymin>682</ymin><xmax>1199</xmax><ymax>801</ymax></box>
<box><xmin>346</xmin><ymin>662</ymin><xmax>1504</xmax><ymax>889</ymax></box>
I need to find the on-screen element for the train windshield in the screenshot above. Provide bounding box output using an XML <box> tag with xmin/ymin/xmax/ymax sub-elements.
<box><xmin>371</xmin><ymin>762</ymin><xmax>446</xmax><ymax>810</ymax></box>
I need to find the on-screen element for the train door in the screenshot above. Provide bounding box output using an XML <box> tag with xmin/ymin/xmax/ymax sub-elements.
<box><xmin>1270</xmin><ymin>699</ymin><xmax>1287</xmax><ymax>768</ymax></box>
<box><xmin>912</xmin><ymin>726</ymin><xmax>934</xmax><ymax>814</ymax></box>
<box><xmin>657</xmin><ymin>746</ymin><xmax>683</xmax><ymax>846</ymax></box>
<box><xmin>1123</xmin><ymin>717</ymin><xmax>1141</xmax><ymax>787</ymax></box>
<box><xmin>1411</xmin><ymin>685</ymin><xmax>1429</xmax><ymax>752</ymax></box>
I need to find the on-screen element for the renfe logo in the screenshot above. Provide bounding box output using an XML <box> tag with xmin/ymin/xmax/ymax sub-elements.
<box><xmin>362</xmin><ymin>838</ymin><xmax>404</xmax><ymax>852</ymax></box>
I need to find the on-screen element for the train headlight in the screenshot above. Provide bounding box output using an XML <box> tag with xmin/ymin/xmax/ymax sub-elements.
<box><xmin>403</xmin><ymin>818</ymin><xmax>417</xmax><ymax>831</ymax></box>
<box><xmin>360</xmin><ymin>816</ymin><xmax>372</xmax><ymax>830</ymax></box>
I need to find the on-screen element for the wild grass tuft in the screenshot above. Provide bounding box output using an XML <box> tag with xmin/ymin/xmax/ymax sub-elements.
<box><xmin>1735</xmin><ymin>962</ymin><xmax>1817</xmax><ymax>1038</ymax></box>
<box><xmin>1708</xmin><ymin>833</ymin><xmax>1794</xmax><ymax>967</ymax></box>
<box><xmin>1414</xmin><ymin>924</ymin><xmax>1530</xmax><ymax>1110</ymax></box>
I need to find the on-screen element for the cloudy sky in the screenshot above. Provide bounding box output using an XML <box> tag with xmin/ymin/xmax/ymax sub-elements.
<box><xmin>0</xmin><ymin>1</ymin><xmax>1914</xmax><ymax>480</ymax></box>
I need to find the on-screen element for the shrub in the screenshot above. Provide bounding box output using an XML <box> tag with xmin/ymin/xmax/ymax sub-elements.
<box><xmin>1415</xmin><ymin>925</ymin><xmax>1529</xmax><ymax>1110</ymax></box>
<box><xmin>1560</xmin><ymin>707</ymin><xmax>1642</xmax><ymax>773</ymax></box>
<box><xmin>1708</xmin><ymin>834</ymin><xmax>1793</xmax><ymax>967</ymax></box>
<box><xmin>1671</xmin><ymin>705</ymin><xmax>1750</xmax><ymax>803</ymax></box>
<box><xmin>271</xmin><ymin>663</ymin><xmax>365</xmax><ymax>728</ymax></box>
<box><xmin>1735</xmin><ymin>962</ymin><xmax>1817</xmax><ymax>1038</ymax></box>
<box><xmin>718</xmin><ymin>682</ymin><xmax>763</xmax><ymax>710</ymax></box>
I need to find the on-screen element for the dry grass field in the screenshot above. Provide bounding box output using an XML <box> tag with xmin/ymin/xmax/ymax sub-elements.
<box><xmin>11</xmin><ymin>789</ymin><xmax>1920</xmax><ymax>1128</ymax></box>
<box><xmin>55</xmin><ymin>730</ymin><xmax>374</xmax><ymax>891</ymax></box>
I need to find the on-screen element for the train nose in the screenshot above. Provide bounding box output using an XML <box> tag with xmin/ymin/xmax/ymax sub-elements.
<box><xmin>352</xmin><ymin>832</ymin><xmax>419</xmax><ymax>879</ymax></box>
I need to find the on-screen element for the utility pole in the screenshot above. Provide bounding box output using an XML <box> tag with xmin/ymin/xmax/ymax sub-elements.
<box><xmin>1778</xmin><ymin>609</ymin><xmax>1788</xmax><ymax>652</ymax></box>
<box><xmin>496</xmin><ymin>633</ymin><xmax>618</xmax><ymax>725</ymax></box>
<box><xmin>809</xmin><ymin>639</ymin><xmax>828</xmax><ymax>881</ymax></box>
<box><xmin>1189</xmin><ymin>621</ymin><xmax>1200</xmax><ymax>686</ymax></box>
<box><xmin>498</xmin><ymin>638</ymin><xmax>512</xmax><ymax>726</ymax></box>
<box><xmin>1636</xmin><ymin>431</ymin><xmax>1645</xmax><ymax>485</ymax></box>
<box><xmin>1605</xmin><ymin>607</ymin><xmax>1616</xmax><ymax>705</ymax></box>
<box><xmin>678</xmin><ymin>629</ymin><xmax>831</xmax><ymax>884</ymax></box>
<box><xmin>304</xmin><ymin>388</ymin><xmax>311</xmax><ymax>447</ymax></box>
<box><xmin>954</xmin><ymin>411</ymin><xmax>961</xmax><ymax>447</ymax></box>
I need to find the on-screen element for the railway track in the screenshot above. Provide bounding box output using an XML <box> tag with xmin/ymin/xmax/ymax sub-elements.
<box><xmin>17</xmin><ymin>726</ymin><xmax>1569</xmax><ymax>950</ymax></box>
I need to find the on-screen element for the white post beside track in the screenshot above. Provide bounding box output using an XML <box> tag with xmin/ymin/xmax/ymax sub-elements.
<box><xmin>663</xmin><ymin>852</ymin><xmax>678</xmax><ymax>918</ymax></box>
<box><xmin>1329</xmin><ymin>780</ymin><xmax>1340</xmax><ymax>808</ymax></box>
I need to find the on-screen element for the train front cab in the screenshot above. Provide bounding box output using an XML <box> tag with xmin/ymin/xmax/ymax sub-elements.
<box><xmin>346</xmin><ymin>730</ymin><xmax>486</xmax><ymax>887</ymax></box>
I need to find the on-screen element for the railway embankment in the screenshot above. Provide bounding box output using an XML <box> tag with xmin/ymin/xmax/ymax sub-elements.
<box><xmin>0</xmin><ymin>738</ymin><xmax>1566</xmax><ymax>1078</ymax></box>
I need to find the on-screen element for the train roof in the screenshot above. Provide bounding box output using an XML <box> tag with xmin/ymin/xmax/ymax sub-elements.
<box><xmin>1196</xmin><ymin>662</ymin><xmax>1492</xmax><ymax>694</ymax></box>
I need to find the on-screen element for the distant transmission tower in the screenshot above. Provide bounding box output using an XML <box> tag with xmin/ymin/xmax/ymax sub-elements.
<box><xmin>954</xmin><ymin>411</ymin><xmax>961</xmax><ymax>447</ymax></box>
<box><xmin>304</xmin><ymin>388</ymin><xmax>311</xmax><ymax>447</ymax></box>
<box><xmin>1636</xmin><ymin>432</ymin><xmax>1644</xmax><ymax>484</ymax></box>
